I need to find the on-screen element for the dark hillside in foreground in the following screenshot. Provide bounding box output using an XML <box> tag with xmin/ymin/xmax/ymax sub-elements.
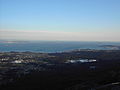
<box><xmin>0</xmin><ymin>50</ymin><xmax>120</xmax><ymax>90</ymax></box>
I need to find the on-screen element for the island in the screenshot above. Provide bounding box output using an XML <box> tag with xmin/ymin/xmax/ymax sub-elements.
<box><xmin>100</xmin><ymin>45</ymin><xmax>120</xmax><ymax>50</ymax></box>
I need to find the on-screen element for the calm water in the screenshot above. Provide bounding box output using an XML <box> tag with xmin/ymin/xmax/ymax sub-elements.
<box><xmin>0</xmin><ymin>41</ymin><xmax>120</xmax><ymax>53</ymax></box>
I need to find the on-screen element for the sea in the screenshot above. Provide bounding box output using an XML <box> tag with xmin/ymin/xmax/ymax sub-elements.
<box><xmin>0</xmin><ymin>41</ymin><xmax>120</xmax><ymax>53</ymax></box>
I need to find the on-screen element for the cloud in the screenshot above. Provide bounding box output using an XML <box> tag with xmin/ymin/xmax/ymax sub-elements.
<box><xmin>0</xmin><ymin>30</ymin><xmax>120</xmax><ymax>41</ymax></box>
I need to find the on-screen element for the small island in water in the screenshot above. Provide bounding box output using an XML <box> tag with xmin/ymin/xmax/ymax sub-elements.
<box><xmin>100</xmin><ymin>45</ymin><xmax>120</xmax><ymax>50</ymax></box>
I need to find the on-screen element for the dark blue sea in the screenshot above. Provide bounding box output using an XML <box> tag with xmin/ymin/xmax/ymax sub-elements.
<box><xmin>0</xmin><ymin>41</ymin><xmax>120</xmax><ymax>53</ymax></box>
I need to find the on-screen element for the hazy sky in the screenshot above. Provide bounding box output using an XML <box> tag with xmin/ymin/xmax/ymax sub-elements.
<box><xmin>0</xmin><ymin>0</ymin><xmax>120</xmax><ymax>41</ymax></box>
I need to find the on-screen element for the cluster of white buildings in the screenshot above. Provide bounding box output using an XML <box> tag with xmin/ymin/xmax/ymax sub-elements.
<box><xmin>66</xmin><ymin>59</ymin><xmax>97</xmax><ymax>63</ymax></box>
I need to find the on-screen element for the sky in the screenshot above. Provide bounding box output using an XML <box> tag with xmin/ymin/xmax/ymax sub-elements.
<box><xmin>0</xmin><ymin>0</ymin><xmax>120</xmax><ymax>41</ymax></box>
